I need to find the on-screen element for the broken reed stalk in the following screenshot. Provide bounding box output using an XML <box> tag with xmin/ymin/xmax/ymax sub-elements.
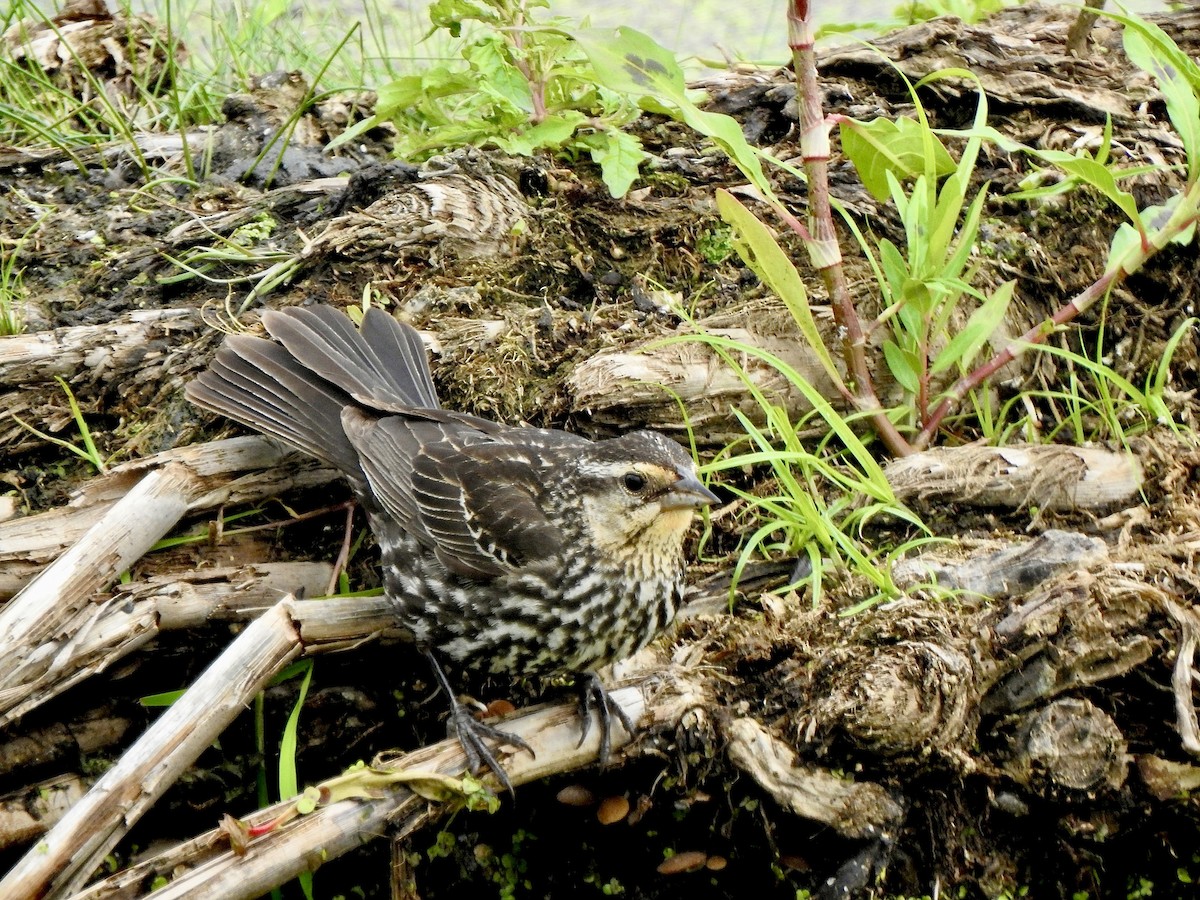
<box><xmin>0</xmin><ymin>464</ymin><xmax>198</xmax><ymax>708</ymax></box>
<box><xmin>64</xmin><ymin>667</ymin><xmax>706</xmax><ymax>900</ymax></box>
<box><xmin>0</xmin><ymin>435</ymin><xmax>337</xmax><ymax>598</ymax></box>
<box><xmin>785</xmin><ymin>0</ymin><xmax>911</xmax><ymax>457</ymax></box>
<box><xmin>0</xmin><ymin>599</ymin><xmax>305</xmax><ymax>900</ymax></box>
<box><xmin>0</xmin><ymin>437</ymin><xmax>338</xmax><ymax>727</ymax></box>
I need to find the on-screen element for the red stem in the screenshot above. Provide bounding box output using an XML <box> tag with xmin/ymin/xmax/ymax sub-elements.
<box><xmin>913</xmin><ymin>179</ymin><xmax>1200</xmax><ymax>449</ymax></box>
<box><xmin>788</xmin><ymin>0</ymin><xmax>911</xmax><ymax>457</ymax></box>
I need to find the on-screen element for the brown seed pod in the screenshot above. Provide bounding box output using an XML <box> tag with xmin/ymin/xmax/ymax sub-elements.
<box><xmin>556</xmin><ymin>784</ymin><xmax>597</xmax><ymax>807</ymax></box>
<box><xmin>596</xmin><ymin>795</ymin><xmax>630</xmax><ymax>825</ymax></box>
<box><xmin>656</xmin><ymin>851</ymin><xmax>708</xmax><ymax>874</ymax></box>
<box><xmin>482</xmin><ymin>699</ymin><xmax>516</xmax><ymax>718</ymax></box>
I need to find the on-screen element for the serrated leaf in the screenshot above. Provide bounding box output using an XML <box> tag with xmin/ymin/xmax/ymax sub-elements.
<box><xmin>493</xmin><ymin>112</ymin><xmax>583</xmax><ymax>155</ymax></box>
<box><xmin>466</xmin><ymin>36</ymin><xmax>533</xmax><ymax>113</ymax></box>
<box><xmin>572</xmin><ymin>26</ymin><xmax>772</xmax><ymax>196</ymax></box>
<box><xmin>375</xmin><ymin>68</ymin><xmax>475</xmax><ymax>118</ymax></box>
<box><xmin>579</xmin><ymin>128</ymin><xmax>645</xmax><ymax>197</ymax></box>
<box><xmin>570</xmin><ymin>25</ymin><xmax>686</xmax><ymax>100</ymax></box>
<box><xmin>931</xmin><ymin>279</ymin><xmax>1014</xmax><ymax>375</ymax></box>
<box><xmin>428</xmin><ymin>0</ymin><xmax>502</xmax><ymax>31</ymax></box>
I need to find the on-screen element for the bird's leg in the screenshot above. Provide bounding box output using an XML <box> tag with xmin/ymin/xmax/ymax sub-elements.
<box><xmin>576</xmin><ymin>672</ymin><xmax>637</xmax><ymax>767</ymax></box>
<box><xmin>424</xmin><ymin>651</ymin><xmax>534</xmax><ymax>795</ymax></box>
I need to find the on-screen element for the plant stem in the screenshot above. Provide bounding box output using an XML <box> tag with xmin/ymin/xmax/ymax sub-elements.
<box><xmin>510</xmin><ymin>1</ymin><xmax>547</xmax><ymax>122</ymax></box>
<box><xmin>787</xmin><ymin>0</ymin><xmax>912</xmax><ymax>457</ymax></box>
<box><xmin>913</xmin><ymin>181</ymin><xmax>1200</xmax><ymax>449</ymax></box>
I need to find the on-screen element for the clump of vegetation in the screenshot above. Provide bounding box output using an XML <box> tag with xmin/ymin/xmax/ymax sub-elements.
<box><xmin>370</xmin><ymin>0</ymin><xmax>650</xmax><ymax>197</ymax></box>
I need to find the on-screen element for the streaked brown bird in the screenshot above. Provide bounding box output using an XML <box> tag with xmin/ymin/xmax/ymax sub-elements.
<box><xmin>186</xmin><ymin>305</ymin><xmax>716</xmax><ymax>791</ymax></box>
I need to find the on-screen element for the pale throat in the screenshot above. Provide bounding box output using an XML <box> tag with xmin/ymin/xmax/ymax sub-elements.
<box><xmin>581</xmin><ymin>497</ymin><xmax>694</xmax><ymax>579</ymax></box>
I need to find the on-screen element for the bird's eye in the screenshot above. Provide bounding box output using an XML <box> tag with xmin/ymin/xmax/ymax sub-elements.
<box><xmin>622</xmin><ymin>471</ymin><xmax>646</xmax><ymax>493</ymax></box>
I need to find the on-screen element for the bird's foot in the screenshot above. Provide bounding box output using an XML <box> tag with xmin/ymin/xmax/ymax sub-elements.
<box><xmin>576</xmin><ymin>673</ymin><xmax>637</xmax><ymax>767</ymax></box>
<box><xmin>445</xmin><ymin>699</ymin><xmax>534</xmax><ymax>796</ymax></box>
<box><xmin>425</xmin><ymin>650</ymin><xmax>532</xmax><ymax>794</ymax></box>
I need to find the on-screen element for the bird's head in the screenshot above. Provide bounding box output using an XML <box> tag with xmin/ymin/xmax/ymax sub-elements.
<box><xmin>570</xmin><ymin>431</ymin><xmax>717</xmax><ymax>573</ymax></box>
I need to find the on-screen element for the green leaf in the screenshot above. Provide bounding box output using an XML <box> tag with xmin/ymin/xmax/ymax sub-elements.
<box><xmin>278</xmin><ymin>660</ymin><xmax>315</xmax><ymax>802</ymax></box>
<box><xmin>931</xmin><ymin>279</ymin><xmax>1014</xmax><ymax>375</ymax></box>
<box><xmin>578</xmin><ymin>127</ymin><xmax>645</xmax><ymax>197</ymax></box>
<box><xmin>883</xmin><ymin>339</ymin><xmax>921</xmax><ymax>393</ymax></box>
<box><xmin>878</xmin><ymin>238</ymin><xmax>908</xmax><ymax>298</ymax></box>
<box><xmin>927</xmin><ymin>171</ymin><xmax>967</xmax><ymax>268</ymax></box>
<box><xmin>570</xmin><ymin>26</ymin><xmax>686</xmax><ymax>101</ymax></box>
<box><xmin>715</xmin><ymin>190</ymin><xmax>846</xmax><ymax>392</ymax></box>
<box><xmin>428</xmin><ymin>0</ymin><xmax>502</xmax><ymax>32</ymax></box>
<box><xmin>1106</xmin><ymin>221</ymin><xmax>1145</xmax><ymax>272</ymax></box>
<box><xmin>466</xmin><ymin>36</ymin><xmax>533</xmax><ymax>113</ymax></box>
<box><xmin>493</xmin><ymin>112</ymin><xmax>583</xmax><ymax>155</ymax></box>
<box><xmin>1037</xmin><ymin>151</ymin><xmax>1144</xmax><ymax>228</ymax></box>
<box><xmin>839</xmin><ymin>116</ymin><xmax>956</xmax><ymax>202</ymax></box>
<box><xmin>1120</xmin><ymin>18</ymin><xmax>1200</xmax><ymax>178</ymax></box>
<box><xmin>572</xmin><ymin>26</ymin><xmax>773</xmax><ymax>197</ymax></box>
<box><xmin>941</xmin><ymin>185</ymin><xmax>989</xmax><ymax>283</ymax></box>
<box><xmin>375</xmin><ymin>68</ymin><xmax>475</xmax><ymax>118</ymax></box>
<box><xmin>140</xmin><ymin>689</ymin><xmax>186</xmax><ymax>707</ymax></box>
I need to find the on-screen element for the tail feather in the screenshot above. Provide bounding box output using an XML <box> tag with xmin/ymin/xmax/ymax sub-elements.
<box><xmin>187</xmin><ymin>306</ymin><xmax>443</xmax><ymax>477</ymax></box>
<box><xmin>186</xmin><ymin>335</ymin><xmax>363</xmax><ymax>475</ymax></box>
<box><xmin>359</xmin><ymin>308</ymin><xmax>440</xmax><ymax>408</ymax></box>
<box><xmin>262</xmin><ymin>306</ymin><xmax>439</xmax><ymax>411</ymax></box>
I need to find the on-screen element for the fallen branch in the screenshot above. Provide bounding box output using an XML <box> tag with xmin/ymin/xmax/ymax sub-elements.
<box><xmin>62</xmin><ymin>657</ymin><xmax>707</xmax><ymax>900</ymax></box>
<box><xmin>1163</xmin><ymin>599</ymin><xmax>1200</xmax><ymax>758</ymax></box>
<box><xmin>0</xmin><ymin>598</ymin><xmax>306</xmax><ymax>900</ymax></box>
<box><xmin>0</xmin><ymin>436</ymin><xmax>337</xmax><ymax>599</ymax></box>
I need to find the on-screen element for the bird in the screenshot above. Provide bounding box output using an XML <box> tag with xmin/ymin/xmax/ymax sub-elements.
<box><xmin>185</xmin><ymin>304</ymin><xmax>717</xmax><ymax>792</ymax></box>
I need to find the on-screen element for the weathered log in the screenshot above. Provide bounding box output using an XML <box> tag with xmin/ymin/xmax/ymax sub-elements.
<box><xmin>0</xmin><ymin>773</ymin><xmax>92</xmax><ymax>851</ymax></box>
<box><xmin>1136</xmin><ymin>754</ymin><xmax>1200</xmax><ymax>802</ymax></box>
<box><xmin>891</xmin><ymin>528</ymin><xmax>1108</xmax><ymax>599</ymax></box>
<box><xmin>725</xmin><ymin>716</ymin><xmax>903</xmax><ymax>839</ymax></box>
<box><xmin>998</xmin><ymin>697</ymin><xmax>1128</xmax><ymax>796</ymax></box>
<box><xmin>884</xmin><ymin>444</ymin><xmax>1143</xmax><ymax>512</ymax></box>
<box><xmin>983</xmin><ymin>573</ymin><xmax>1159</xmax><ymax>715</ymax></box>
<box><xmin>0</xmin><ymin>309</ymin><xmax>199</xmax><ymax>388</ymax></box>
<box><xmin>569</xmin><ymin>303</ymin><xmax>844</xmax><ymax>439</ymax></box>
<box><xmin>0</xmin><ymin>707</ymin><xmax>131</xmax><ymax>777</ymax></box>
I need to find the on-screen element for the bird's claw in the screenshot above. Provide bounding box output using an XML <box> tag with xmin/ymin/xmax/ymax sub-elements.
<box><xmin>576</xmin><ymin>673</ymin><xmax>637</xmax><ymax>767</ymax></box>
<box><xmin>445</xmin><ymin>702</ymin><xmax>534</xmax><ymax>796</ymax></box>
<box><xmin>425</xmin><ymin>650</ymin><xmax>532</xmax><ymax>796</ymax></box>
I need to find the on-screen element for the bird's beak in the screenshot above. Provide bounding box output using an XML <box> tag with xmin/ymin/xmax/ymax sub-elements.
<box><xmin>661</xmin><ymin>470</ymin><xmax>720</xmax><ymax>510</ymax></box>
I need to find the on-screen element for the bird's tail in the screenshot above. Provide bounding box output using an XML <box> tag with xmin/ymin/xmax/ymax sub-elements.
<box><xmin>185</xmin><ymin>305</ymin><xmax>439</xmax><ymax>475</ymax></box>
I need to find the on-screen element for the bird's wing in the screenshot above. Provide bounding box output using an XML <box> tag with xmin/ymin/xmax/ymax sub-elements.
<box><xmin>341</xmin><ymin>409</ymin><xmax>569</xmax><ymax>579</ymax></box>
